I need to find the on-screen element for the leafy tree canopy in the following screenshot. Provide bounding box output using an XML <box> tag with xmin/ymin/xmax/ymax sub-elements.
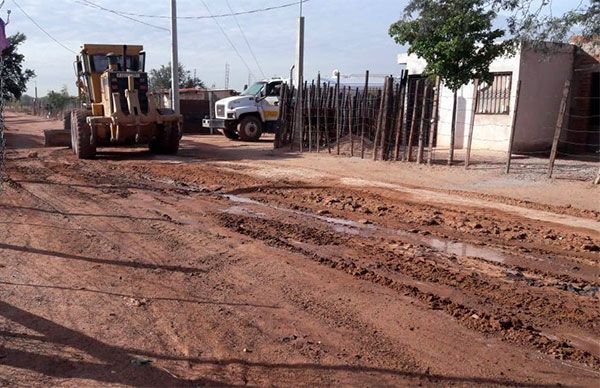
<box><xmin>389</xmin><ymin>0</ymin><xmax>511</xmax><ymax>91</ymax></box>
<box><xmin>491</xmin><ymin>0</ymin><xmax>599</xmax><ymax>44</ymax></box>
<box><xmin>46</xmin><ymin>86</ymin><xmax>76</xmax><ymax>111</ymax></box>
<box><xmin>2</xmin><ymin>33</ymin><xmax>35</xmax><ymax>101</ymax></box>
<box><xmin>149</xmin><ymin>63</ymin><xmax>206</xmax><ymax>92</ymax></box>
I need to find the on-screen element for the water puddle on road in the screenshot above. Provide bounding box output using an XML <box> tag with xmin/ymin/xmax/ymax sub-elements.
<box><xmin>395</xmin><ymin>230</ymin><xmax>508</xmax><ymax>264</ymax></box>
<box><xmin>220</xmin><ymin>193</ymin><xmax>511</xmax><ymax>264</ymax></box>
<box><xmin>223</xmin><ymin>194</ymin><xmax>263</xmax><ymax>205</ymax></box>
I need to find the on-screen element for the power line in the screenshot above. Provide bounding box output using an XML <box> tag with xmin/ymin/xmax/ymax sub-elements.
<box><xmin>199</xmin><ymin>0</ymin><xmax>255</xmax><ymax>80</ymax></box>
<box><xmin>12</xmin><ymin>0</ymin><xmax>77</xmax><ymax>54</ymax></box>
<box><xmin>225</xmin><ymin>0</ymin><xmax>266</xmax><ymax>79</ymax></box>
<box><xmin>75</xmin><ymin>0</ymin><xmax>169</xmax><ymax>31</ymax></box>
<box><xmin>76</xmin><ymin>0</ymin><xmax>310</xmax><ymax>20</ymax></box>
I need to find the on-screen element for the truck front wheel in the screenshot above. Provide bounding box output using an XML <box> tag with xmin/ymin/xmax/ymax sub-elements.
<box><xmin>237</xmin><ymin>116</ymin><xmax>263</xmax><ymax>142</ymax></box>
<box><xmin>222</xmin><ymin>127</ymin><xmax>239</xmax><ymax>140</ymax></box>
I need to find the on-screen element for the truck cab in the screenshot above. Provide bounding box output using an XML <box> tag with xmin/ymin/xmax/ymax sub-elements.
<box><xmin>204</xmin><ymin>78</ymin><xmax>285</xmax><ymax>141</ymax></box>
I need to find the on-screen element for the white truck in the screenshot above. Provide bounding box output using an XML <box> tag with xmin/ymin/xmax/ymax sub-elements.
<box><xmin>203</xmin><ymin>78</ymin><xmax>285</xmax><ymax>141</ymax></box>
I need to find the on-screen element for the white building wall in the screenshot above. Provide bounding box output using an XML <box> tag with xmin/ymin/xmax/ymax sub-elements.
<box><xmin>398</xmin><ymin>44</ymin><xmax>574</xmax><ymax>152</ymax></box>
<box><xmin>513</xmin><ymin>44</ymin><xmax>575</xmax><ymax>152</ymax></box>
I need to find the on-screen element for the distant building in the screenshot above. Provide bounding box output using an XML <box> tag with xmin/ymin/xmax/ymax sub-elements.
<box><xmin>398</xmin><ymin>39</ymin><xmax>599</xmax><ymax>154</ymax></box>
<box><xmin>152</xmin><ymin>88</ymin><xmax>239</xmax><ymax>132</ymax></box>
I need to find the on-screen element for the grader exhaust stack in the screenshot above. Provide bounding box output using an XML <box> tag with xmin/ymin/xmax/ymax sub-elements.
<box><xmin>47</xmin><ymin>44</ymin><xmax>182</xmax><ymax>159</ymax></box>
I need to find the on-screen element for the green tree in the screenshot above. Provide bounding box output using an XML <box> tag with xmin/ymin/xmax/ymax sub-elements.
<box><xmin>1</xmin><ymin>33</ymin><xmax>35</xmax><ymax>101</ymax></box>
<box><xmin>149</xmin><ymin>63</ymin><xmax>205</xmax><ymax>92</ymax></box>
<box><xmin>46</xmin><ymin>86</ymin><xmax>75</xmax><ymax>112</ymax></box>
<box><xmin>491</xmin><ymin>0</ymin><xmax>599</xmax><ymax>44</ymax></box>
<box><xmin>389</xmin><ymin>0</ymin><xmax>510</xmax><ymax>164</ymax></box>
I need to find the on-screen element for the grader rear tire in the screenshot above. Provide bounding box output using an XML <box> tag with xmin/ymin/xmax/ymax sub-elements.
<box><xmin>71</xmin><ymin>110</ymin><xmax>96</xmax><ymax>159</ymax></box>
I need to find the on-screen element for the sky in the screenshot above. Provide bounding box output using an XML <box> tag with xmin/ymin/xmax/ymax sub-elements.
<box><xmin>4</xmin><ymin>0</ymin><xmax>580</xmax><ymax>96</ymax></box>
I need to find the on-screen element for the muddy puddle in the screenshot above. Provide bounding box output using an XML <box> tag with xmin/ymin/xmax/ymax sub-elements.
<box><xmin>221</xmin><ymin>193</ymin><xmax>512</xmax><ymax>265</ymax></box>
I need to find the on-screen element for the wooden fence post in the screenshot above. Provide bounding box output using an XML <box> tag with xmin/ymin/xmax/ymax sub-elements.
<box><xmin>316</xmin><ymin>73</ymin><xmax>321</xmax><ymax>153</ymax></box>
<box><xmin>326</xmin><ymin>85</ymin><xmax>332</xmax><ymax>153</ymax></box>
<box><xmin>394</xmin><ymin>71</ymin><xmax>407</xmax><ymax>161</ymax></box>
<box><xmin>448</xmin><ymin>90</ymin><xmax>458</xmax><ymax>165</ymax></box>
<box><xmin>505</xmin><ymin>80</ymin><xmax>523</xmax><ymax>174</ymax></box>
<box><xmin>335</xmin><ymin>72</ymin><xmax>341</xmax><ymax>155</ymax></box>
<box><xmin>302</xmin><ymin>81</ymin><xmax>308</xmax><ymax>151</ymax></box>
<box><xmin>380</xmin><ymin>76</ymin><xmax>394</xmax><ymax>160</ymax></box>
<box><xmin>464</xmin><ymin>79</ymin><xmax>479</xmax><ymax>169</ymax></box>
<box><xmin>350</xmin><ymin>88</ymin><xmax>357</xmax><ymax>157</ymax></box>
<box><xmin>547</xmin><ymin>80</ymin><xmax>571</xmax><ymax>178</ymax></box>
<box><xmin>289</xmin><ymin>85</ymin><xmax>297</xmax><ymax>151</ymax></box>
<box><xmin>306</xmin><ymin>81</ymin><xmax>315</xmax><ymax>152</ymax></box>
<box><xmin>361</xmin><ymin>70</ymin><xmax>369</xmax><ymax>159</ymax></box>
<box><xmin>373</xmin><ymin>78</ymin><xmax>387</xmax><ymax>161</ymax></box>
<box><xmin>427</xmin><ymin>77</ymin><xmax>440</xmax><ymax>165</ymax></box>
<box><xmin>416</xmin><ymin>83</ymin><xmax>430</xmax><ymax>164</ymax></box>
<box><xmin>274</xmin><ymin>83</ymin><xmax>287</xmax><ymax>148</ymax></box>
<box><xmin>407</xmin><ymin>79</ymin><xmax>422</xmax><ymax>162</ymax></box>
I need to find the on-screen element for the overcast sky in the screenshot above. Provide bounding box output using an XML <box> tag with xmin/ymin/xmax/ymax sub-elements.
<box><xmin>6</xmin><ymin>0</ymin><xmax>579</xmax><ymax>96</ymax></box>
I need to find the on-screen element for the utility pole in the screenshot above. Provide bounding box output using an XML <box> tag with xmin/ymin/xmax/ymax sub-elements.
<box><xmin>170</xmin><ymin>0</ymin><xmax>180</xmax><ymax>114</ymax></box>
<box><xmin>295</xmin><ymin>2</ymin><xmax>305</xmax><ymax>88</ymax></box>
<box><xmin>225</xmin><ymin>62</ymin><xmax>230</xmax><ymax>89</ymax></box>
<box><xmin>293</xmin><ymin>1</ymin><xmax>305</xmax><ymax>149</ymax></box>
<box><xmin>34</xmin><ymin>79</ymin><xmax>38</xmax><ymax>115</ymax></box>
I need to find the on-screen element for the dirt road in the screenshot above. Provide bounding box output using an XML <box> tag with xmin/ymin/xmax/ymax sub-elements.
<box><xmin>1</xmin><ymin>112</ymin><xmax>599</xmax><ymax>386</ymax></box>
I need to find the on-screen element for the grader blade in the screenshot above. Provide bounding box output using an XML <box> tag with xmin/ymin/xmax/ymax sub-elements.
<box><xmin>44</xmin><ymin>129</ymin><xmax>71</xmax><ymax>147</ymax></box>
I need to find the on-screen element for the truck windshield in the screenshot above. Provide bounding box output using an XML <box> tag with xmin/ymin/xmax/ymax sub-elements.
<box><xmin>242</xmin><ymin>82</ymin><xmax>266</xmax><ymax>96</ymax></box>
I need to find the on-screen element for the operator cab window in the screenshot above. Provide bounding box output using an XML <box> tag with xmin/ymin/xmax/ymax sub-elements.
<box><xmin>91</xmin><ymin>55</ymin><xmax>140</xmax><ymax>72</ymax></box>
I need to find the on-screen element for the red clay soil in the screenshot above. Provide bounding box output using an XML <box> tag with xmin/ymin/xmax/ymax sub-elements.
<box><xmin>0</xmin><ymin>112</ymin><xmax>599</xmax><ymax>386</ymax></box>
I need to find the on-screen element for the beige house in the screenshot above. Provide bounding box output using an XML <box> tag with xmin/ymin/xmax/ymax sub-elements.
<box><xmin>398</xmin><ymin>42</ymin><xmax>576</xmax><ymax>153</ymax></box>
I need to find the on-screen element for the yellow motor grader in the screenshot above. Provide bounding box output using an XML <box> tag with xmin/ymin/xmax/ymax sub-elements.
<box><xmin>65</xmin><ymin>44</ymin><xmax>181</xmax><ymax>159</ymax></box>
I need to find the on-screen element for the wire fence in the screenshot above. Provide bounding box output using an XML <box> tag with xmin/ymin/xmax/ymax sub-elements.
<box><xmin>275</xmin><ymin>73</ymin><xmax>599</xmax><ymax>184</ymax></box>
<box><xmin>7</xmin><ymin>99</ymin><xmax>78</xmax><ymax>124</ymax></box>
<box><xmin>0</xmin><ymin>56</ymin><xmax>5</xmax><ymax>191</ymax></box>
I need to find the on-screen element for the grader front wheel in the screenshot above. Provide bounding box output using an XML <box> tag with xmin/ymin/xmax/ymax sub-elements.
<box><xmin>71</xmin><ymin>109</ymin><xmax>96</xmax><ymax>159</ymax></box>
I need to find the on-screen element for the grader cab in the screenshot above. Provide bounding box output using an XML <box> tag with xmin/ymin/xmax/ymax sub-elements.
<box><xmin>66</xmin><ymin>44</ymin><xmax>181</xmax><ymax>159</ymax></box>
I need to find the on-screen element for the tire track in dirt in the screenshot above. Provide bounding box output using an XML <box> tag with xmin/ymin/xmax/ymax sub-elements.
<box><xmin>216</xmin><ymin>211</ymin><xmax>600</xmax><ymax>369</ymax></box>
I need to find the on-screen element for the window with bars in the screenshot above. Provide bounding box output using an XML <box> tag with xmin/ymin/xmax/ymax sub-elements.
<box><xmin>475</xmin><ymin>72</ymin><xmax>512</xmax><ymax>114</ymax></box>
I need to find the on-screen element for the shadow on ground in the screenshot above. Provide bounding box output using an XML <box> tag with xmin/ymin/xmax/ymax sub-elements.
<box><xmin>0</xmin><ymin>300</ymin><xmax>553</xmax><ymax>387</ymax></box>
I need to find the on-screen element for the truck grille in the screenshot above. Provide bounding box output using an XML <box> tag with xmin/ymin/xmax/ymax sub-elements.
<box><xmin>216</xmin><ymin>104</ymin><xmax>225</xmax><ymax>117</ymax></box>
